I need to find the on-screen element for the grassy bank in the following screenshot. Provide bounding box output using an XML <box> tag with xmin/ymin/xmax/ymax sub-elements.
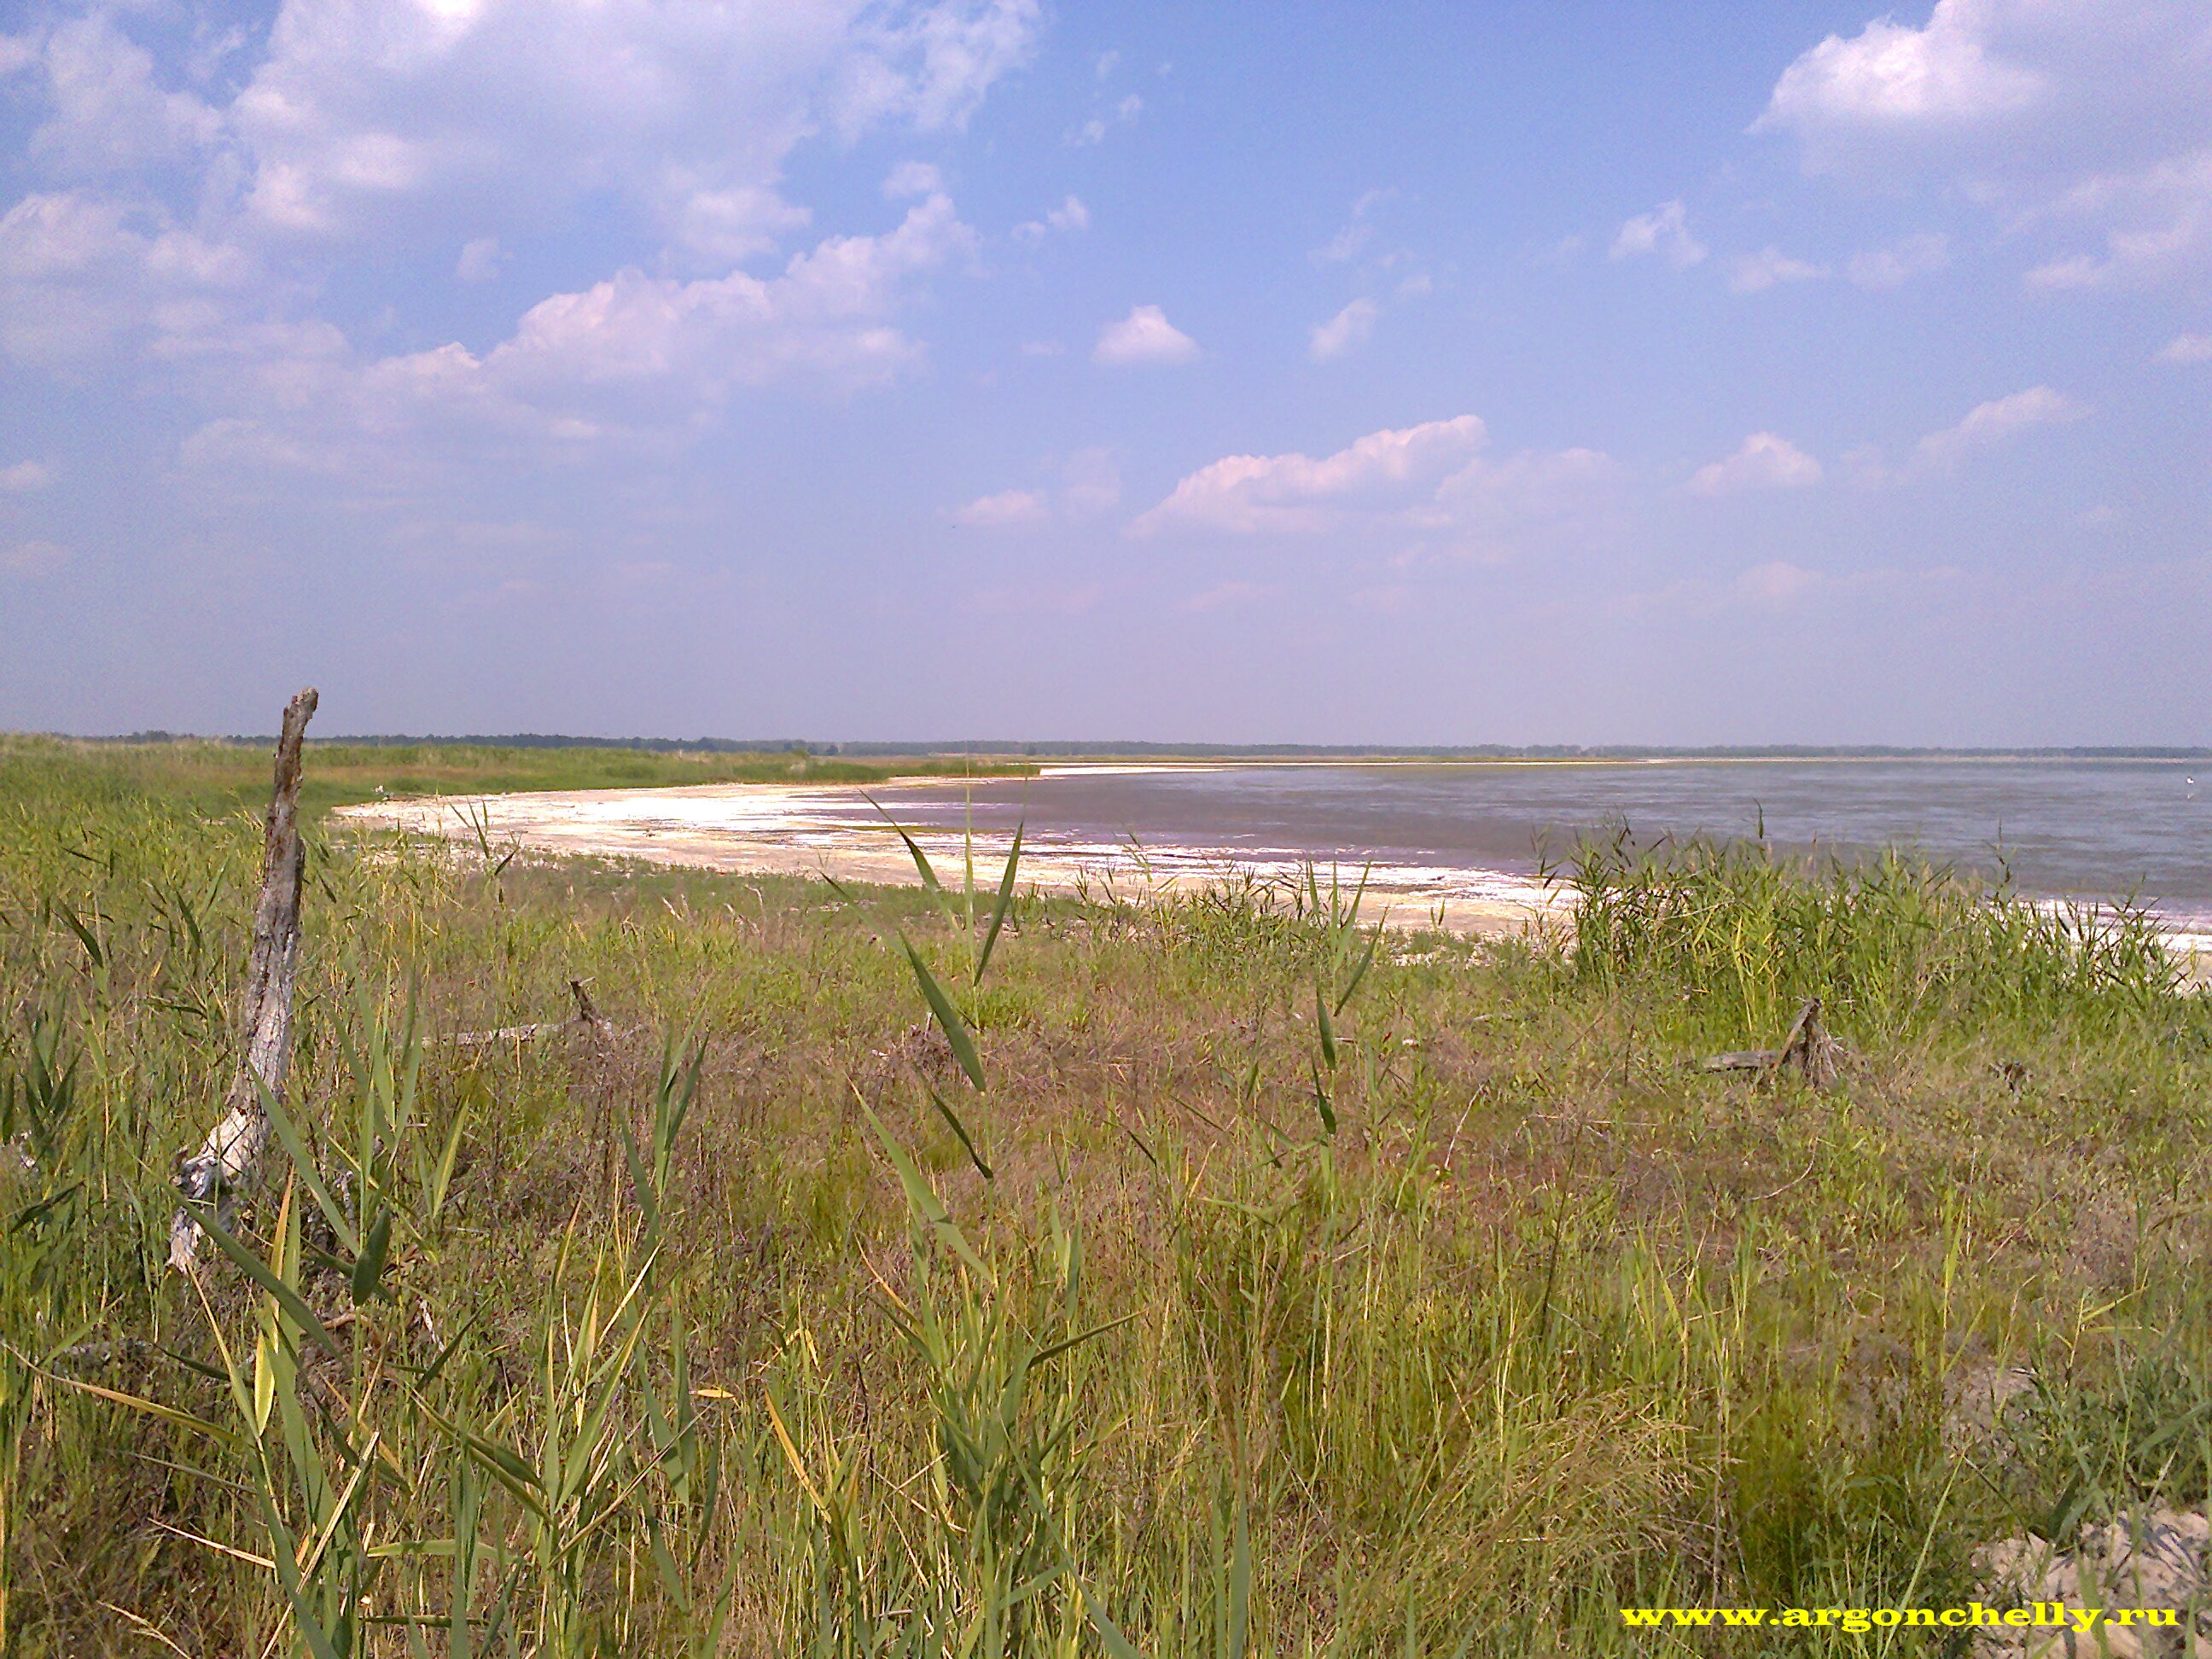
<box><xmin>2</xmin><ymin>743</ymin><xmax>2208</xmax><ymax>1656</ymax></box>
<box><xmin>0</xmin><ymin>735</ymin><xmax>1035</xmax><ymax>824</ymax></box>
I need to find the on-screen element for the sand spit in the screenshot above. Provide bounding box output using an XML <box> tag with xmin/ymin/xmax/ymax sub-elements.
<box><xmin>330</xmin><ymin>776</ymin><xmax>1566</xmax><ymax>940</ymax></box>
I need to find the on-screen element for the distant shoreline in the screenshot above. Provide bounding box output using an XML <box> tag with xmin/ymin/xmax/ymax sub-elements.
<box><xmin>332</xmin><ymin>769</ymin><xmax>2212</xmax><ymax>974</ymax></box>
<box><xmin>332</xmin><ymin>776</ymin><xmax>1569</xmax><ymax>940</ymax></box>
<box><xmin>39</xmin><ymin>730</ymin><xmax>2212</xmax><ymax>765</ymax></box>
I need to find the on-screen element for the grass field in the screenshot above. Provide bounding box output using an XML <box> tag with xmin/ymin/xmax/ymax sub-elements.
<box><xmin>2</xmin><ymin>738</ymin><xmax>2208</xmax><ymax>1656</ymax></box>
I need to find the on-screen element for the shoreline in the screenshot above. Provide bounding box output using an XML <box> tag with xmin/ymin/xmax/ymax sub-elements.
<box><xmin>331</xmin><ymin>777</ymin><xmax>1569</xmax><ymax>940</ymax></box>
<box><xmin>330</xmin><ymin>772</ymin><xmax>2212</xmax><ymax>973</ymax></box>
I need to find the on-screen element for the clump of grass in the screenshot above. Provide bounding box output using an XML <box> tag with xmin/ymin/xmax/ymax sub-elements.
<box><xmin>1564</xmin><ymin>827</ymin><xmax>2182</xmax><ymax>1044</ymax></box>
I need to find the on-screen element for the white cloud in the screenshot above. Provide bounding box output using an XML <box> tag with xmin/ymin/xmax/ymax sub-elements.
<box><xmin>1847</xmin><ymin>231</ymin><xmax>1951</xmax><ymax>288</ymax></box>
<box><xmin>0</xmin><ymin>460</ymin><xmax>53</xmax><ymax>492</ymax></box>
<box><xmin>456</xmin><ymin>236</ymin><xmax>504</xmax><ymax>282</ymax></box>
<box><xmin>1912</xmin><ymin>384</ymin><xmax>2083</xmax><ymax>473</ymax></box>
<box><xmin>951</xmin><ymin>487</ymin><xmax>1048</xmax><ymax>527</ymax></box>
<box><xmin>1307</xmin><ymin>298</ymin><xmax>1377</xmax><ymax>361</ymax></box>
<box><xmin>1132</xmin><ymin>415</ymin><xmax>1615</xmax><ymax>561</ymax></box>
<box><xmin>1012</xmin><ymin>194</ymin><xmax>1088</xmax><ymax>243</ymax></box>
<box><xmin>1610</xmin><ymin>200</ymin><xmax>1706</xmax><ymax>269</ymax></box>
<box><xmin>1756</xmin><ymin>6</ymin><xmax>2043</xmax><ymax>160</ymax></box>
<box><xmin>3</xmin><ymin>539</ymin><xmax>69</xmax><ymax>578</ymax></box>
<box><xmin>0</xmin><ymin>191</ymin><xmax>256</xmax><ymax>366</ymax></box>
<box><xmin>1758</xmin><ymin>2</ymin><xmax>2212</xmax><ymax>289</ymax></box>
<box><xmin>1726</xmin><ymin>247</ymin><xmax>1828</xmax><ymax>294</ymax></box>
<box><xmin>2157</xmin><ymin>332</ymin><xmax>2212</xmax><ymax>364</ymax></box>
<box><xmin>2021</xmin><ymin>150</ymin><xmax>2212</xmax><ymax>290</ymax></box>
<box><xmin>1071</xmin><ymin>91</ymin><xmax>1143</xmax><ymax>146</ymax></box>
<box><xmin>1137</xmin><ymin>416</ymin><xmax>1488</xmax><ymax>537</ymax></box>
<box><xmin>947</xmin><ymin>448</ymin><xmax>1118</xmax><ymax>527</ymax></box>
<box><xmin>168</xmin><ymin>194</ymin><xmax>978</xmax><ymax>486</ymax></box>
<box><xmin>1066</xmin><ymin>92</ymin><xmax>1141</xmax><ymax>146</ymax></box>
<box><xmin>882</xmin><ymin>160</ymin><xmax>945</xmax><ymax>200</ymax></box>
<box><xmin>1313</xmin><ymin>187</ymin><xmax>1394</xmax><ymax>265</ymax></box>
<box><xmin>830</xmin><ymin>0</ymin><xmax>1039</xmax><ymax>137</ymax></box>
<box><xmin>452</xmin><ymin>193</ymin><xmax>971</xmax><ymax>398</ymax></box>
<box><xmin>216</xmin><ymin>0</ymin><xmax>1033</xmax><ymax>252</ymax></box>
<box><xmin>1687</xmin><ymin>434</ymin><xmax>1824</xmax><ymax>497</ymax></box>
<box><xmin>30</xmin><ymin>15</ymin><xmax>222</xmax><ymax>177</ymax></box>
<box><xmin>1093</xmin><ymin>304</ymin><xmax>1197</xmax><ymax>367</ymax></box>
<box><xmin>1848</xmin><ymin>385</ymin><xmax>2087</xmax><ymax>485</ymax></box>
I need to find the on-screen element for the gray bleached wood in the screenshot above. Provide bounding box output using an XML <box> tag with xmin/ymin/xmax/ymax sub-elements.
<box><xmin>447</xmin><ymin>978</ymin><xmax>618</xmax><ymax>1046</ymax></box>
<box><xmin>1697</xmin><ymin>997</ymin><xmax>1841</xmax><ymax>1087</ymax></box>
<box><xmin>166</xmin><ymin>687</ymin><xmax>317</xmax><ymax>1272</ymax></box>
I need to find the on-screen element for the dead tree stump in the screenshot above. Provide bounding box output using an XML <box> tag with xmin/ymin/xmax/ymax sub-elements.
<box><xmin>168</xmin><ymin>687</ymin><xmax>317</xmax><ymax>1272</ymax></box>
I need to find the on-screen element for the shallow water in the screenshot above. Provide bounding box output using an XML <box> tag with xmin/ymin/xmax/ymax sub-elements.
<box><xmin>854</xmin><ymin>759</ymin><xmax>2212</xmax><ymax>934</ymax></box>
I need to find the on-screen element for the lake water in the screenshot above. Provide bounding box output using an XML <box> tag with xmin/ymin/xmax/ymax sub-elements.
<box><xmin>854</xmin><ymin>759</ymin><xmax>2212</xmax><ymax>935</ymax></box>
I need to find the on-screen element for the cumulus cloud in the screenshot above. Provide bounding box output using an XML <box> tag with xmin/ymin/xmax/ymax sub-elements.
<box><xmin>1136</xmin><ymin>417</ymin><xmax>1490</xmax><ymax>537</ymax></box>
<box><xmin>1011</xmin><ymin>194</ymin><xmax>1088</xmax><ymax>243</ymax></box>
<box><xmin>1093</xmin><ymin>304</ymin><xmax>1197</xmax><ymax>366</ymax></box>
<box><xmin>1848</xmin><ymin>231</ymin><xmax>1951</xmax><ymax>288</ymax></box>
<box><xmin>0</xmin><ymin>0</ymin><xmax>1036</xmax><ymax>434</ymax></box>
<box><xmin>1757</xmin><ymin>1</ymin><xmax>2212</xmax><ymax>288</ymax></box>
<box><xmin>1845</xmin><ymin>385</ymin><xmax>2087</xmax><ymax>486</ymax></box>
<box><xmin>0</xmin><ymin>190</ymin><xmax>255</xmax><ymax>366</ymax></box>
<box><xmin>0</xmin><ymin>461</ymin><xmax>52</xmax><ymax>492</ymax></box>
<box><xmin>1687</xmin><ymin>434</ymin><xmax>1824</xmax><ymax>497</ymax></box>
<box><xmin>1726</xmin><ymin>247</ymin><xmax>1827</xmax><ymax>294</ymax></box>
<box><xmin>216</xmin><ymin>0</ymin><xmax>1036</xmax><ymax>251</ymax></box>
<box><xmin>1313</xmin><ymin>188</ymin><xmax>1394</xmax><ymax>265</ymax></box>
<box><xmin>948</xmin><ymin>448</ymin><xmax>1119</xmax><ymax>527</ymax></box>
<box><xmin>1070</xmin><ymin>92</ymin><xmax>1142</xmax><ymax>146</ymax></box>
<box><xmin>882</xmin><ymin>160</ymin><xmax>945</xmax><ymax>199</ymax></box>
<box><xmin>1755</xmin><ymin>5</ymin><xmax>2043</xmax><ymax>161</ymax></box>
<box><xmin>1912</xmin><ymin>385</ymin><xmax>2083</xmax><ymax>473</ymax></box>
<box><xmin>457</xmin><ymin>193</ymin><xmax>969</xmax><ymax>396</ymax></box>
<box><xmin>456</xmin><ymin>236</ymin><xmax>505</xmax><ymax>282</ymax></box>
<box><xmin>1610</xmin><ymin>200</ymin><xmax>1706</xmax><ymax>268</ymax></box>
<box><xmin>1131</xmin><ymin>415</ymin><xmax>1614</xmax><ymax>561</ymax></box>
<box><xmin>2157</xmin><ymin>332</ymin><xmax>2212</xmax><ymax>364</ymax></box>
<box><xmin>951</xmin><ymin>487</ymin><xmax>1049</xmax><ymax>527</ymax></box>
<box><xmin>2021</xmin><ymin>150</ymin><xmax>2212</xmax><ymax>290</ymax></box>
<box><xmin>31</xmin><ymin>15</ymin><xmax>222</xmax><ymax>177</ymax></box>
<box><xmin>168</xmin><ymin>193</ymin><xmax>978</xmax><ymax>486</ymax></box>
<box><xmin>1307</xmin><ymin>298</ymin><xmax>1376</xmax><ymax>361</ymax></box>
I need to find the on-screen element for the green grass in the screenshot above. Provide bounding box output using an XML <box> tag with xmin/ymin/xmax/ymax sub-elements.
<box><xmin>0</xmin><ymin>734</ymin><xmax>1035</xmax><ymax>824</ymax></box>
<box><xmin>1</xmin><ymin>742</ymin><xmax>2208</xmax><ymax>1656</ymax></box>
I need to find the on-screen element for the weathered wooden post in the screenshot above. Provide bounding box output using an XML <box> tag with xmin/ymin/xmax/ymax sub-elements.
<box><xmin>168</xmin><ymin>687</ymin><xmax>317</xmax><ymax>1272</ymax></box>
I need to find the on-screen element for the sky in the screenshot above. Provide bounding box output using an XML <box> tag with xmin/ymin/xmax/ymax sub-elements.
<box><xmin>0</xmin><ymin>0</ymin><xmax>2205</xmax><ymax>746</ymax></box>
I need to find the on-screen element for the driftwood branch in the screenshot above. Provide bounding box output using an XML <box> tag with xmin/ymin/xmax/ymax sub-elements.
<box><xmin>1698</xmin><ymin>996</ymin><xmax>1842</xmax><ymax>1087</ymax></box>
<box><xmin>448</xmin><ymin>979</ymin><xmax>617</xmax><ymax>1047</ymax></box>
<box><xmin>168</xmin><ymin>688</ymin><xmax>317</xmax><ymax>1272</ymax></box>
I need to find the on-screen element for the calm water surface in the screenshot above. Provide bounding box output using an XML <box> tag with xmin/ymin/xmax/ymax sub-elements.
<box><xmin>856</xmin><ymin>760</ymin><xmax>2212</xmax><ymax>929</ymax></box>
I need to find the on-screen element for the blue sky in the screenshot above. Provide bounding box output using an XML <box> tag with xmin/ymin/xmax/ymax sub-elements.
<box><xmin>0</xmin><ymin>0</ymin><xmax>2205</xmax><ymax>744</ymax></box>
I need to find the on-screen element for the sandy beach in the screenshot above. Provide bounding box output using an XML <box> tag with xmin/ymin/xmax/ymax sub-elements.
<box><xmin>330</xmin><ymin>769</ymin><xmax>1569</xmax><ymax>940</ymax></box>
